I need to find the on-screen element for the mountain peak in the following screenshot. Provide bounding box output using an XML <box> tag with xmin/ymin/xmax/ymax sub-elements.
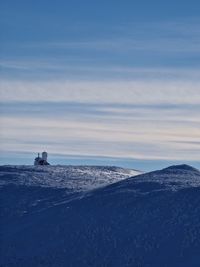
<box><xmin>162</xmin><ymin>164</ymin><xmax>199</xmax><ymax>173</ymax></box>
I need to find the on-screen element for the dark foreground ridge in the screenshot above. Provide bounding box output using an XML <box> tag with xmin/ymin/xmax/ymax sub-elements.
<box><xmin>1</xmin><ymin>164</ymin><xmax>200</xmax><ymax>267</ymax></box>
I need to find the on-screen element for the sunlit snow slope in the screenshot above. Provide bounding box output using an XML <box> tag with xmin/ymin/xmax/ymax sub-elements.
<box><xmin>0</xmin><ymin>165</ymin><xmax>140</xmax><ymax>191</ymax></box>
<box><xmin>1</xmin><ymin>164</ymin><xmax>200</xmax><ymax>267</ymax></box>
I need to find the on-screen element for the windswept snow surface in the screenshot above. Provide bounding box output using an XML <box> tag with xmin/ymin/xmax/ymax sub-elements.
<box><xmin>1</xmin><ymin>164</ymin><xmax>200</xmax><ymax>267</ymax></box>
<box><xmin>107</xmin><ymin>164</ymin><xmax>200</xmax><ymax>193</ymax></box>
<box><xmin>0</xmin><ymin>165</ymin><xmax>140</xmax><ymax>191</ymax></box>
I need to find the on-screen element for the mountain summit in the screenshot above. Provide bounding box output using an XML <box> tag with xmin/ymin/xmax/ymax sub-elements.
<box><xmin>128</xmin><ymin>163</ymin><xmax>200</xmax><ymax>191</ymax></box>
<box><xmin>162</xmin><ymin>164</ymin><xmax>199</xmax><ymax>172</ymax></box>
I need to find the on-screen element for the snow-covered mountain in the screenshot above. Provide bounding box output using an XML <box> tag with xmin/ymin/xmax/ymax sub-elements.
<box><xmin>104</xmin><ymin>164</ymin><xmax>200</xmax><ymax>192</ymax></box>
<box><xmin>1</xmin><ymin>164</ymin><xmax>200</xmax><ymax>267</ymax></box>
<box><xmin>0</xmin><ymin>165</ymin><xmax>140</xmax><ymax>191</ymax></box>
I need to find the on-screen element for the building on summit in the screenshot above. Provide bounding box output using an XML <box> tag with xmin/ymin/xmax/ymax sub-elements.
<box><xmin>34</xmin><ymin>151</ymin><xmax>50</xmax><ymax>166</ymax></box>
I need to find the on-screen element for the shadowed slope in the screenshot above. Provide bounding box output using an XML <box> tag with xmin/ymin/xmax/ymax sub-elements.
<box><xmin>1</xmin><ymin>165</ymin><xmax>200</xmax><ymax>267</ymax></box>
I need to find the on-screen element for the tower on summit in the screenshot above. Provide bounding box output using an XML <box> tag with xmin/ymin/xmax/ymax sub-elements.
<box><xmin>34</xmin><ymin>151</ymin><xmax>50</xmax><ymax>166</ymax></box>
<box><xmin>42</xmin><ymin>151</ymin><xmax>48</xmax><ymax>161</ymax></box>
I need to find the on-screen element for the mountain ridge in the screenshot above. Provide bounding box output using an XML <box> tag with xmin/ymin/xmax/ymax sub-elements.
<box><xmin>1</xmin><ymin>164</ymin><xmax>200</xmax><ymax>267</ymax></box>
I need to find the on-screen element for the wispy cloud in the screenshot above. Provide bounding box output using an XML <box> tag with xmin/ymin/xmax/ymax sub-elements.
<box><xmin>1</xmin><ymin>94</ymin><xmax>200</xmax><ymax>162</ymax></box>
<box><xmin>6</xmin><ymin>18</ymin><xmax>199</xmax><ymax>53</ymax></box>
<box><xmin>0</xmin><ymin>79</ymin><xmax>200</xmax><ymax>104</ymax></box>
<box><xmin>1</xmin><ymin>60</ymin><xmax>200</xmax><ymax>81</ymax></box>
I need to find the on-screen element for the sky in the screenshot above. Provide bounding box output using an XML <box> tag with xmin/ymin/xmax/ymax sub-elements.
<box><xmin>0</xmin><ymin>0</ymin><xmax>200</xmax><ymax>171</ymax></box>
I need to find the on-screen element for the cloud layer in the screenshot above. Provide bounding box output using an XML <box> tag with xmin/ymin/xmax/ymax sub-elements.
<box><xmin>1</xmin><ymin>79</ymin><xmax>200</xmax><ymax>104</ymax></box>
<box><xmin>1</xmin><ymin>81</ymin><xmax>200</xmax><ymax>164</ymax></box>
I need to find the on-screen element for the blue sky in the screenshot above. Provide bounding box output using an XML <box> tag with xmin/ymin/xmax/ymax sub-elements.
<box><xmin>0</xmin><ymin>0</ymin><xmax>200</xmax><ymax>171</ymax></box>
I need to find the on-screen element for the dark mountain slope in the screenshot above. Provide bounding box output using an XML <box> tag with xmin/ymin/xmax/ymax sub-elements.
<box><xmin>1</xmin><ymin>164</ymin><xmax>200</xmax><ymax>267</ymax></box>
